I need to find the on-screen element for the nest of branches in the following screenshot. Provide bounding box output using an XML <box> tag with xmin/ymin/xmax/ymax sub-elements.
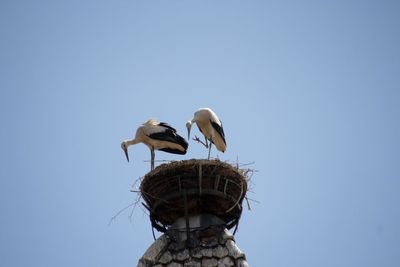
<box><xmin>140</xmin><ymin>159</ymin><xmax>249</xmax><ymax>231</ymax></box>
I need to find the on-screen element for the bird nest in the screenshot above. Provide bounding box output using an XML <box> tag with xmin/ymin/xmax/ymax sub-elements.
<box><xmin>140</xmin><ymin>159</ymin><xmax>248</xmax><ymax>232</ymax></box>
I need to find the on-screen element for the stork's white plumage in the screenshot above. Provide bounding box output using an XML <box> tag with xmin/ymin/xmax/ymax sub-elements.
<box><xmin>186</xmin><ymin>108</ymin><xmax>226</xmax><ymax>159</ymax></box>
<box><xmin>121</xmin><ymin>119</ymin><xmax>188</xmax><ymax>170</ymax></box>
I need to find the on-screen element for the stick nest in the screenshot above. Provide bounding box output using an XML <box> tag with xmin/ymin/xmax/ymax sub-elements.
<box><xmin>140</xmin><ymin>159</ymin><xmax>249</xmax><ymax>231</ymax></box>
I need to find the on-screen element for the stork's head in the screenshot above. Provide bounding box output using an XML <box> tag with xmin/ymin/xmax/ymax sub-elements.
<box><xmin>121</xmin><ymin>141</ymin><xmax>130</xmax><ymax>162</ymax></box>
<box><xmin>186</xmin><ymin>120</ymin><xmax>192</xmax><ymax>140</ymax></box>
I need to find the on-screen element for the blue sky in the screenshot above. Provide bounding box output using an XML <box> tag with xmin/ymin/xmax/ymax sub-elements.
<box><xmin>1</xmin><ymin>1</ymin><xmax>399</xmax><ymax>266</ymax></box>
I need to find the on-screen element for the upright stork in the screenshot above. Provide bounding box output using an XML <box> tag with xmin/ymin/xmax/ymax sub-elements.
<box><xmin>121</xmin><ymin>119</ymin><xmax>188</xmax><ymax>170</ymax></box>
<box><xmin>186</xmin><ymin>108</ymin><xmax>226</xmax><ymax>159</ymax></box>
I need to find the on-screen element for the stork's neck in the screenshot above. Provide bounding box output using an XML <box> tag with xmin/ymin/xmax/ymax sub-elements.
<box><xmin>125</xmin><ymin>138</ymin><xmax>140</xmax><ymax>147</ymax></box>
<box><xmin>188</xmin><ymin>118</ymin><xmax>197</xmax><ymax>125</ymax></box>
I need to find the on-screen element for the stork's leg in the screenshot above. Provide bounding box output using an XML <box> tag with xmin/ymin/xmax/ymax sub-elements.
<box><xmin>150</xmin><ymin>147</ymin><xmax>155</xmax><ymax>171</ymax></box>
<box><xmin>193</xmin><ymin>135</ymin><xmax>208</xmax><ymax>148</ymax></box>
<box><xmin>208</xmin><ymin>142</ymin><xmax>212</xmax><ymax>160</ymax></box>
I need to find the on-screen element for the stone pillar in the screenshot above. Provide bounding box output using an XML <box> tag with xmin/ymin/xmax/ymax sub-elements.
<box><xmin>137</xmin><ymin>223</ymin><xmax>249</xmax><ymax>267</ymax></box>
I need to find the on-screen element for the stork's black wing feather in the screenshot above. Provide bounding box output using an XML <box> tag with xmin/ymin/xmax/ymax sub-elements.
<box><xmin>149</xmin><ymin>129</ymin><xmax>188</xmax><ymax>154</ymax></box>
<box><xmin>158</xmin><ymin>122</ymin><xmax>177</xmax><ymax>133</ymax></box>
<box><xmin>148</xmin><ymin>129</ymin><xmax>178</xmax><ymax>143</ymax></box>
<box><xmin>210</xmin><ymin>120</ymin><xmax>226</xmax><ymax>145</ymax></box>
<box><xmin>159</xmin><ymin>146</ymin><xmax>187</xmax><ymax>155</ymax></box>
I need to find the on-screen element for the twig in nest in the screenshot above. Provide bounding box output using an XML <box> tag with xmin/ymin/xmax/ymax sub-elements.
<box><xmin>143</xmin><ymin>159</ymin><xmax>174</xmax><ymax>163</ymax></box>
<box><xmin>108</xmin><ymin>194</ymin><xmax>142</xmax><ymax>226</ymax></box>
<box><xmin>239</xmin><ymin>161</ymin><xmax>256</xmax><ymax>167</ymax></box>
<box><xmin>245</xmin><ymin>196</ymin><xmax>251</xmax><ymax>211</ymax></box>
<box><xmin>246</xmin><ymin>197</ymin><xmax>260</xmax><ymax>204</ymax></box>
<box><xmin>108</xmin><ymin>202</ymin><xmax>135</xmax><ymax>226</ymax></box>
<box><xmin>241</xmin><ymin>167</ymin><xmax>257</xmax><ymax>181</ymax></box>
<box><xmin>130</xmin><ymin>176</ymin><xmax>143</xmax><ymax>193</ymax></box>
<box><xmin>244</xmin><ymin>196</ymin><xmax>260</xmax><ymax>211</ymax></box>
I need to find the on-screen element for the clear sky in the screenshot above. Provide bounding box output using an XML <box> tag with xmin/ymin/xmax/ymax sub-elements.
<box><xmin>1</xmin><ymin>1</ymin><xmax>399</xmax><ymax>266</ymax></box>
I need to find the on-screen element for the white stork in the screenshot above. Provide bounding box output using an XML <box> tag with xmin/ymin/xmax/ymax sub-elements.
<box><xmin>186</xmin><ymin>108</ymin><xmax>226</xmax><ymax>159</ymax></box>
<box><xmin>121</xmin><ymin>119</ymin><xmax>188</xmax><ymax>170</ymax></box>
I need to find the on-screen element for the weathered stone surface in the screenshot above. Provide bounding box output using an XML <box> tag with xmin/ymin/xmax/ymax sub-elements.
<box><xmin>184</xmin><ymin>259</ymin><xmax>201</xmax><ymax>267</ymax></box>
<box><xmin>201</xmin><ymin>257</ymin><xmax>218</xmax><ymax>267</ymax></box>
<box><xmin>191</xmin><ymin>247</ymin><xmax>203</xmax><ymax>259</ymax></box>
<box><xmin>219</xmin><ymin>229</ymin><xmax>234</xmax><ymax>245</ymax></box>
<box><xmin>136</xmin><ymin>260</ymin><xmax>147</xmax><ymax>267</ymax></box>
<box><xmin>166</xmin><ymin>262</ymin><xmax>183</xmax><ymax>267</ymax></box>
<box><xmin>141</xmin><ymin>235</ymin><xmax>170</xmax><ymax>263</ymax></box>
<box><xmin>236</xmin><ymin>258</ymin><xmax>249</xmax><ymax>267</ymax></box>
<box><xmin>159</xmin><ymin>251</ymin><xmax>173</xmax><ymax>264</ymax></box>
<box><xmin>212</xmin><ymin>245</ymin><xmax>229</xmax><ymax>259</ymax></box>
<box><xmin>175</xmin><ymin>248</ymin><xmax>189</xmax><ymax>261</ymax></box>
<box><xmin>218</xmin><ymin>256</ymin><xmax>235</xmax><ymax>267</ymax></box>
<box><xmin>225</xmin><ymin>240</ymin><xmax>244</xmax><ymax>259</ymax></box>
<box><xmin>137</xmin><ymin>228</ymin><xmax>249</xmax><ymax>267</ymax></box>
<box><xmin>200</xmin><ymin>238</ymin><xmax>218</xmax><ymax>247</ymax></box>
<box><xmin>168</xmin><ymin>238</ymin><xmax>186</xmax><ymax>252</ymax></box>
<box><xmin>139</xmin><ymin>258</ymin><xmax>159</xmax><ymax>267</ymax></box>
<box><xmin>201</xmin><ymin>248</ymin><xmax>213</xmax><ymax>258</ymax></box>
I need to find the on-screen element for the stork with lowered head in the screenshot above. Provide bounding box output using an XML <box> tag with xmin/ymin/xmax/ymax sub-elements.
<box><xmin>121</xmin><ymin>119</ymin><xmax>188</xmax><ymax>170</ymax></box>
